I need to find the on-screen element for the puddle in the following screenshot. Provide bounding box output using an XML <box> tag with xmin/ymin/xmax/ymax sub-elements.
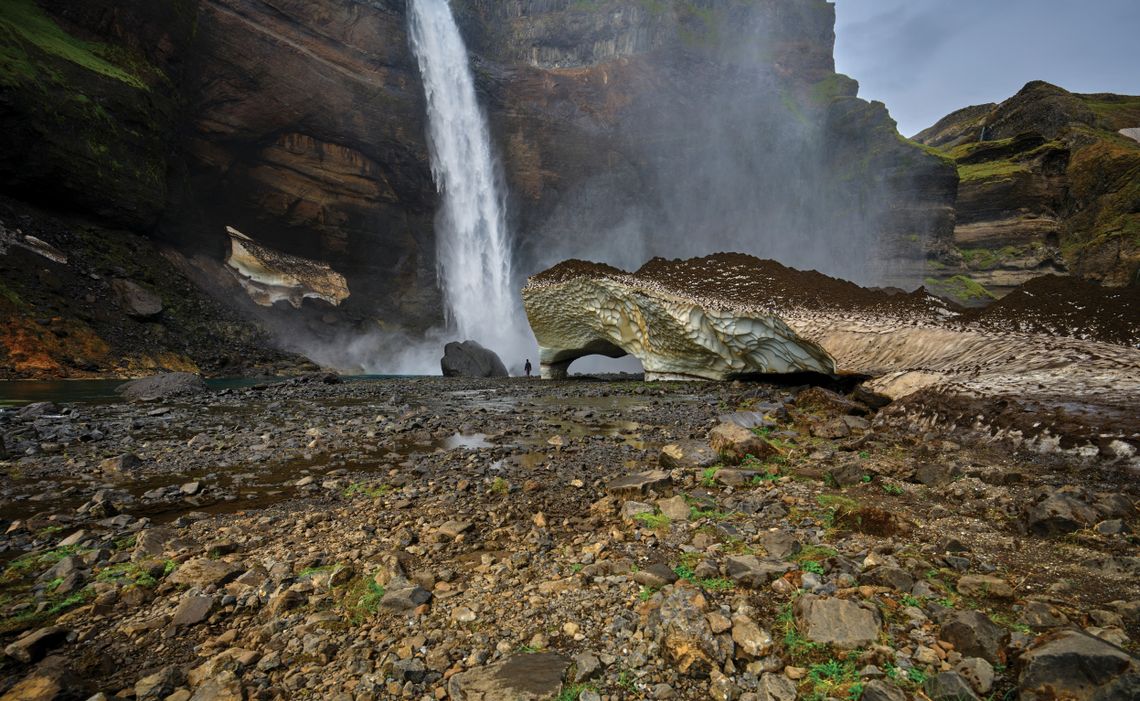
<box><xmin>443</xmin><ymin>433</ymin><xmax>493</xmax><ymax>450</ymax></box>
<box><xmin>1</xmin><ymin>383</ymin><xmax>669</xmax><ymax>527</ymax></box>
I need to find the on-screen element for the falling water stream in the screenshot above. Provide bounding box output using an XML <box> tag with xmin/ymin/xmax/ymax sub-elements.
<box><xmin>407</xmin><ymin>0</ymin><xmax>524</xmax><ymax>361</ymax></box>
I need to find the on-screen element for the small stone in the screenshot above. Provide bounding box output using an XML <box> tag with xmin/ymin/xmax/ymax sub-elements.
<box><xmin>924</xmin><ymin>671</ymin><xmax>980</xmax><ymax>701</ymax></box>
<box><xmin>3</xmin><ymin>627</ymin><xmax>70</xmax><ymax>664</ymax></box>
<box><xmin>606</xmin><ymin>471</ymin><xmax>672</xmax><ymax>498</ymax></box>
<box><xmin>731</xmin><ymin>615</ymin><xmax>773</xmax><ymax>657</ymax></box>
<box><xmin>1018</xmin><ymin>599</ymin><xmax>1070</xmax><ymax>629</ymax></box>
<box><xmin>956</xmin><ymin>575</ymin><xmax>1014</xmax><ymax>600</ymax></box>
<box><xmin>707</xmin><ymin>612</ymin><xmax>732</xmax><ymax>634</ymax></box>
<box><xmin>572</xmin><ymin>652</ymin><xmax>602</xmax><ymax>682</ymax></box>
<box><xmin>381</xmin><ymin>583</ymin><xmax>432</xmax><ymax>611</ymax></box>
<box><xmin>860</xmin><ymin>680</ymin><xmax>907</xmax><ymax>701</ymax></box>
<box><xmin>1094</xmin><ymin>519</ymin><xmax>1128</xmax><ymax>535</ymax></box>
<box><xmin>955</xmin><ymin>657</ymin><xmax>994</xmax><ymax>694</ymax></box>
<box><xmin>166</xmin><ymin>559</ymin><xmax>241</xmax><ymax>589</ymax></box>
<box><xmin>633</xmin><ymin>563</ymin><xmax>679</xmax><ymax>589</ymax></box>
<box><xmin>171</xmin><ymin>595</ymin><xmax>213</xmax><ymax>626</ymax></box>
<box><xmin>446</xmin><ymin>653</ymin><xmax>570</xmax><ymax>700</ymax></box>
<box><xmin>437</xmin><ymin>520</ymin><xmax>471</xmax><ymax>540</ymax></box>
<box><xmin>188</xmin><ymin>669</ymin><xmax>243</xmax><ymax>701</ymax></box>
<box><xmin>709</xmin><ymin>422</ymin><xmax>779</xmax><ymax>463</ymax></box>
<box><xmin>725</xmin><ymin>556</ymin><xmax>792</xmax><ymax>588</ymax></box>
<box><xmin>757</xmin><ymin>672</ymin><xmax>796</xmax><ymax>701</ymax></box>
<box><xmin>100</xmin><ymin>453</ymin><xmax>142</xmax><ymax>474</ymax></box>
<box><xmin>56</xmin><ymin>530</ymin><xmax>88</xmax><ymax>548</ymax></box>
<box><xmin>659</xmin><ymin>441</ymin><xmax>718</xmax><ymax>469</ymax></box>
<box><xmin>451</xmin><ymin>607</ymin><xmax>476</xmax><ymax>623</ymax></box>
<box><xmin>939</xmin><ymin>610</ymin><xmax>1007</xmax><ymax>664</ymax></box>
<box><xmin>708</xmin><ymin>668</ymin><xmax>739</xmax><ymax>701</ymax></box>
<box><xmin>135</xmin><ymin>666</ymin><xmax>182</xmax><ymax>700</ymax></box>
<box><xmin>794</xmin><ymin>595</ymin><xmax>882</xmax><ymax>649</ymax></box>
<box><xmin>620</xmin><ymin>501</ymin><xmax>655</xmax><ymax>523</ymax></box>
<box><xmin>657</xmin><ymin>495</ymin><xmax>691</xmax><ymax>521</ymax></box>
<box><xmin>758</xmin><ymin>531</ymin><xmax>801</xmax><ymax>559</ymax></box>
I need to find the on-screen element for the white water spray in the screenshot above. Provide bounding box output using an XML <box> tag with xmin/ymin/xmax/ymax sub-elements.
<box><xmin>407</xmin><ymin>0</ymin><xmax>527</xmax><ymax>363</ymax></box>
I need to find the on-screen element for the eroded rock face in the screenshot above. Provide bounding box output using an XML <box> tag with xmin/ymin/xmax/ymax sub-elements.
<box><xmin>224</xmin><ymin>227</ymin><xmax>349</xmax><ymax>309</ymax></box>
<box><xmin>522</xmin><ymin>260</ymin><xmax>836</xmax><ymax>380</ymax></box>
<box><xmin>1</xmin><ymin>0</ymin><xmax>958</xmax><ymax>353</ymax></box>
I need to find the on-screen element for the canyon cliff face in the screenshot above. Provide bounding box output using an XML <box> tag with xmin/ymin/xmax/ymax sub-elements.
<box><xmin>459</xmin><ymin>0</ymin><xmax>956</xmax><ymax>288</ymax></box>
<box><xmin>916</xmin><ymin>81</ymin><xmax>1140</xmax><ymax>297</ymax></box>
<box><xmin>2</xmin><ymin>0</ymin><xmax>958</xmax><ymax>374</ymax></box>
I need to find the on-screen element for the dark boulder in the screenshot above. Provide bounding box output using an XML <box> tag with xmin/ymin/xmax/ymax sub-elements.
<box><xmin>939</xmin><ymin>610</ymin><xmax>1007</xmax><ymax>664</ymax></box>
<box><xmin>111</xmin><ymin>279</ymin><xmax>163</xmax><ymax>319</ymax></box>
<box><xmin>117</xmin><ymin>372</ymin><xmax>207</xmax><ymax>402</ymax></box>
<box><xmin>440</xmin><ymin>341</ymin><xmax>508</xmax><ymax>378</ymax></box>
<box><xmin>1018</xmin><ymin>630</ymin><xmax>1138</xmax><ymax>701</ymax></box>
<box><xmin>1024</xmin><ymin>489</ymin><xmax>1099</xmax><ymax>536</ymax></box>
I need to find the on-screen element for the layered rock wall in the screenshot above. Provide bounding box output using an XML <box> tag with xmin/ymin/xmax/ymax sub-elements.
<box><xmin>916</xmin><ymin>82</ymin><xmax>1140</xmax><ymax>294</ymax></box>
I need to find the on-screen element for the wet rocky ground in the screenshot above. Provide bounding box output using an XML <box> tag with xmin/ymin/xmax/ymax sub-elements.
<box><xmin>0</xmin><ymin>375</ymin><xmax>1137</xmax><ymax>700</ymax></box>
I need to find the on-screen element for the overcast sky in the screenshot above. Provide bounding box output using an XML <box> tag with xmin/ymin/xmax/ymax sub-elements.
<box><xmin>832</xmin><ymin>0</ymin><xmax>1140</xmax><ymax>137</ymax></box>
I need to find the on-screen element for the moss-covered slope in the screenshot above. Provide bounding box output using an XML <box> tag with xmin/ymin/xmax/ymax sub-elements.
<box><xmin>916</xmin><ymin>81</ymin><xmax>1140</xmax><ymax>291</ymax></box>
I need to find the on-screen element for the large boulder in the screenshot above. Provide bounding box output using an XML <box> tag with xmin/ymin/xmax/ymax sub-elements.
<box><xmin>446</xmin><ymin>653</ymin><xmax>570</xmax><ymax>700</ymax></box>
<box><xmin>1018</xmin><ymin>630</ymin><xmax>1138</xmax><ymax>700</ymax></box>
<box><xmin>111</xmin><ymin>279</ymin><xmax>163</xmax><ymax>319</ymax></box>
<box><xmin>117</xmin><ymin>373</ymin><xmax>207</xmax><ymax>402</ymax></box>
<box><xmin>440</xmin><ymin>341</ymin><xmax>508</xmax><ymax>378</ymax></box>
<box><xmin>794</xmin><ymin>595</ymin><xmax>882</xmax><ymax>649</ymax></box>
<box><xmin>644</xmin><ymin>584</ymin><xmax>727</xmax><ymax>678</ymax></box>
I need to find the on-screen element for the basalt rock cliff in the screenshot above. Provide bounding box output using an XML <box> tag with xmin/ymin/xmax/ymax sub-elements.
<box><xmin>916</xmin><ymin>81</ymin><xmax>1140</xmax><ymax>299</ymax></box>
<box><xmin>3</xmin><ymin>0</ymin><xmax>958</xmax><ymax>375</ymax></box>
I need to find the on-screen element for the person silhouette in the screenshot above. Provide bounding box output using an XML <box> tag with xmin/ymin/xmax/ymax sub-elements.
<box><xmin>524</xmin><ymin>359</ymin><xmax>532</xmax><ymax>377</ymax></box>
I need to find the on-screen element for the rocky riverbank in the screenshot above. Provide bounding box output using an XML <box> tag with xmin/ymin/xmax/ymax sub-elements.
<box><xmin>1</xmin><ymin>375</ymin><xmax>1136</xmax><ymax>700</ymax></box>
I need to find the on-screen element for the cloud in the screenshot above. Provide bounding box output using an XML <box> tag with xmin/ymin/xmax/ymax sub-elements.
<box><xmin>834</xmin><ymin>0</ymin><xmax>1140</xmax><ymax>135</ymax></box>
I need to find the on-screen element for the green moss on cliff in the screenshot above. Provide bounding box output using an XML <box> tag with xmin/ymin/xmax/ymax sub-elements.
<box><xmin>0</xmin><ymin>0</ymin><xmax>150</xmax><ymax>90</ymax></box>
<box><xmin>810</xmin><ymin>74</ymin><xmax>858</xmax><ymax>105</ymax></box>
<box><xmin>959</xmin><ymin>244</ymin><xmax>1046</xmax><ymax>270</ymax></box>
<box><xmin>924</xmin><ymin>275</ymin><xmax>997</xmax><ymax>305</ymax></box>
<box><xmin>943</xmin><ymin>137</ymin><xmax>1016</xmax><ymax>160</ymax></box>
<box><xmin>896</xmin><ymin>135</ymin><xmax>955</xmax><ymax>167</ymax></box>
<box><xmin>957</xmin><ymin>160</ymin><xmax>1028</xmax><ymax>182</ymax></box>
<box><xmin>1082</xmin><ymin>94</ymin><xmax>1140</xmax><ymax>131</ymax></box>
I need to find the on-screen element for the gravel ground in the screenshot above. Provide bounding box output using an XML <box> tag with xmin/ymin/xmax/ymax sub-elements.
<box><xmin>1</xmin><ymin>375</ymin><xmax>1137</xmax><ymax>700</ymax></box>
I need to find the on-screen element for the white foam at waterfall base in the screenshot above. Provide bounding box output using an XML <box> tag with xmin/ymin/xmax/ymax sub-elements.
<box><xmin>407</xmin><ymin>0</ymin><xmax>533</xmax><ymax>368</ymax></box>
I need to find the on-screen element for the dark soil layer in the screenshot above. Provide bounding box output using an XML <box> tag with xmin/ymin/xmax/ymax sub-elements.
<box><xmin>531</xmin><ymin>253</ymin><xmax>1140</xmax><ymax>348</ymax></box>
<box><xmin>962</xmin><ymin>274</ymin><xmax>1140</xmax><ymax>347</ymax></box>
<box><xmin>530</xmin><ymin>253</ymin><xmax>946</xmax><ymax>318</ymax></box>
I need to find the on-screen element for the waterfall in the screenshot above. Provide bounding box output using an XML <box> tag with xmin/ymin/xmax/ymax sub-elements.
<box><xmin>407</xmin><ymin>0</ymin><xmax>522</xmax><ymax>362</ymax></box>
